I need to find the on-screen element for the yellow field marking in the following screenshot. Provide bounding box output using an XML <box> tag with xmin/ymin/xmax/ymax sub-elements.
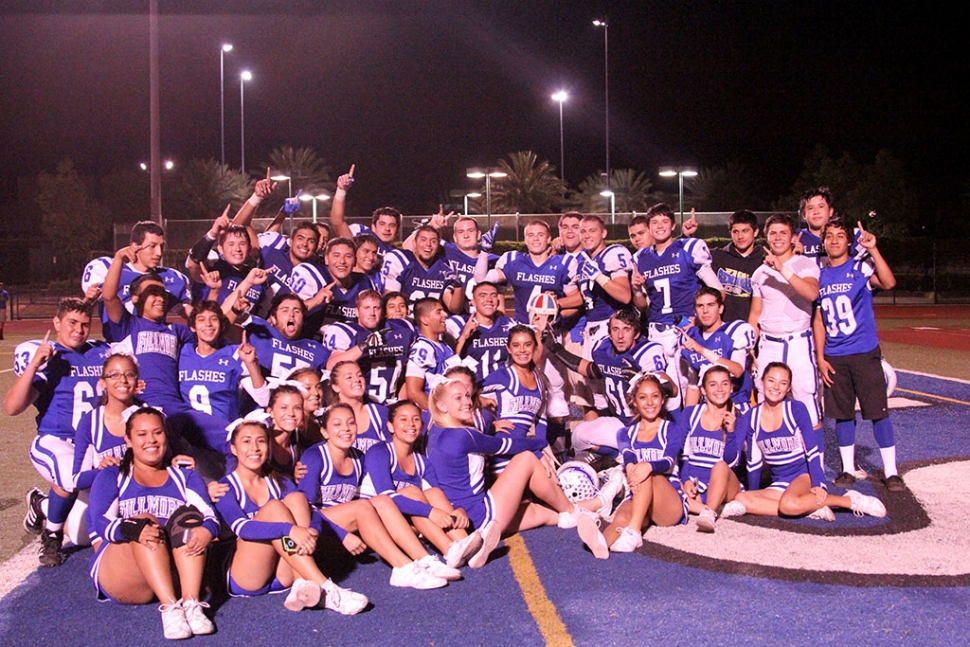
<box><xmin>506</xmin><ymin>534</ymin><xmax>575</xmax><ymax>647</ymax></box>
<box><xmin>896</xmin><ymin>387</ymin><xmax>970</xmax><ymax>407</ymax></box>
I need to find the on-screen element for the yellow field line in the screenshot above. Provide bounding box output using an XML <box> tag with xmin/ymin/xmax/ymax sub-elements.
<box><xmin>896</xmin><ymin>387</ymin><xmax>970</xmax><ymax>406</ymax></box>
<box><xmin>506</xmin><ymin>534</ymin><xmax>575</xmax><ymax>647</ymax></box>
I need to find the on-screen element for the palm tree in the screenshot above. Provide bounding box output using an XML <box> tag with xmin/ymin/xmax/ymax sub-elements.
<box><xmin>687</xmin><ymin>161</ymin><xmax>765</xmax><ymax>211</ymax></box>
<box><xmin>490</xmin><ymin>150</ymin><xmax>565</xmax><ymax>214</ymax></box>
<box><xmin>167</xmin><ymin>158</ymin><xmax>253</xmax><ymax>220</ymax></box>
<box><xmin>261</xmin><ymin>146</ymin><xmax>332</xmax><ymax>211</ymax></box>
<box><xmin>574</xmin><ymin>168</ymin><xmax>662</xmax><ymax>213</ymax></box>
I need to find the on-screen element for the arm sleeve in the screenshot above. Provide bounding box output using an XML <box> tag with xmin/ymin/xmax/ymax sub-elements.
<box><xmin>723</xmin><ymin>422</ymin><xmax>744</xmax><ymax>469</ymax></box>
<box><xmin>72</xmin><ymin>415</ymin><xmax>97</xmax><ymax>491</ymax></box>
<box><xmin>89</xmin><ymin>467</ymin><xmax>123</xmax><ymax>544</ymax></box>
<box><xmin>363</xmin><ymin>444</ymin><xmax>434</xmax><ymax>518</ymax></box>
<box><xmin>745</xmin><ymin>419</ymin><xmax>763</xmax><ymax>491</ymax></box>
<box><xmin>616</xmin><ymin>425</ymin><xmax>639</xmax><ymax>466</ymax></box>
<box><xmin>462</xmin><ymin>428</ymin><xmax>547</xmax><ymax>456</ymax></box>
<box><xmin>650</xmin><ymin>419</ymin><xmax>686</xmax><ymax>474</ymax></box>
<box><xmin>214</xmin><ymin>480</ymin><xmax>294</xmax><ymax>541</ymax></box>
<box><xmin>793</xmin><ymin>402</ymin><xmax>826</xmax><ymax>489</ymax></box>
<box><xmin>296</xmin><ymin>447</ymin><xmax>323</xmax><ymax>505</ymax></box>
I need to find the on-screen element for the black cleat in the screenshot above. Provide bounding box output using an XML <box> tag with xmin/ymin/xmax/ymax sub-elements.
<box><xmin>39</xmin><ymin>530</ymin><xmax>65</xmax><ymax>567</ymax></box>
<box><xmin>833</xmin><ymin>472</ymin><xmax>857</xmax><ymax>488</ymax></box>
<box><xmin>23</xmin><ymin>488</ymin><xmax>46</xmax><ymax>535</ymax></box>
<box><xmin>884</xmin><ymin>474</ymin><xmax>906</xmax><ymax>492</ymax></box>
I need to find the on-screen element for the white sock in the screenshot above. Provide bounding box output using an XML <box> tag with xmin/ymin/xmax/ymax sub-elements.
<box><xmin>880</xmin><ymin>446</ymin><xmax>898</xmax><ymax>477</ymax></box>
<box><xmin>839</xmin><ymin>445</ymin><xmax>856</xmax><ymax>473</ymax></box>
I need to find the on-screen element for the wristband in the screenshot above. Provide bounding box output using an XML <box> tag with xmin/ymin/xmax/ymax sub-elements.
<box><xmin>334</xmin><ymin>188</ymin><xmax>347</xmax><ymax>201</ymax></box>
<box><xmin>780</xmin><ymin>266</ymin><xmax>794</xmax><ymax>281</ymax></box>
<box><xmin>595</xmin><ymin>274</ymin><xmax>609</xmax><ymax>287</ymax></box>
<box><xmin>247</xmin><ymin>194</ymin><xmax>263</xmax><ymax>208</ymax></box>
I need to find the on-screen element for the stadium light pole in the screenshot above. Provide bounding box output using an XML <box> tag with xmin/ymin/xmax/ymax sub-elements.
<box><xmin>600</xmin><ymin>189</ymin><xmax>616</xmax><ymax>226</ymax></box>
<box><xmin>552</xmin><ymin>91</ymin><xmax>568</xmax><ymax>194</ymax></box>
<box><xmin>220</xmin><ymin>43</ymin><xmax>233</xmax><ymax>168</ymax></box>
<box><xmin>140</xmin><ymin>160</ymin><xmax>175</xmax><ymax>229</ymax></box>
<box><xmin>466</xmin><ymin>168</ymin><xmax>508</xmax><ymax>229</ymax></box>
<box><xmin>240</xmin><ymin>70</ymin><xmax>252</xmax><ymax>174</ymax></box>
<box><xmin>593</xmin><ymin>19</ymin><xmax>609</xmax><ymax>190</ymax></box>
<box><xmin>464</xmin><ymin>192</ymin><xmax>482</xmax><ymax>216</ymax></box>
<box><xmin>299</xmin><ymin>193</ymin><xmax>330</xmax><ymax>224</ymax></box>
<box><xmin>271</xmin><ymin>174</ymin><xmax>292</xmax><ymax>198</ymax></box>
<box><xmin>659</xmin><ymin>167</ymin><xmax>697</xmax><ymax>226</ymax></box>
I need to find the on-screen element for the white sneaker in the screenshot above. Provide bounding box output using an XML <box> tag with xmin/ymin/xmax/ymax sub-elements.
<box><xmin>181</xmin><ymin>598</ymin><xmax>214</xmax><ymax>635</ymax></box>
<box><xmin>852</xmin><ymin>468</ymin><xmax>869</xmax><ymax>480</ymax></box>
<box><xmin>284</xmin><ymin>578</ymin><xmax>322</xmax><ymax>612</ymax></box>
<box><xmin>846</xmin><ymin>490</ymin><xmax>887</xmax><ymax>518</ymax></box>
<box><xmin>467</xmin><ymin>521</ymin><xmax>501</xmax><ymax>569</ymax></box>
<box><xmin>418</xmin><ymin>554</ymin><xmax>462</xmax><ymax>581</ymax></box>
<box><xmin>595</xmin><ymin>467</ymin><xmax>625</xmax><ymax>521</ymax></box>
<box><xmin>322</xmin><ymin>579</ymin><xmax>368</xmax><ymax>615</ymax></box>
<box><xmin>558</xmin><ymin>504</ymin><xmax>595</xmax><ymax>529</ymax></box>
<box><xmin>807</xmin><ymin>506</ymin><xmax>836</xmax><ymax>522</ymax></box>
<box><xmin>696</xmin><ymin>508</ymin><xmax>717</xmax><ymax>533</ymax></box>
<box><xmin>577</xmin><ymin>514</ymin><xmax>609</xmax><ymax>559</ymax></box>
<box><xmin>159</xmin><ymin>602</ymin><xmax>192</xmax><ymax>640</ymax></box>
<box><xmin>720</xmin><ymin>500</ymin><xmax>747</xmax><ymax>518</ymax></box>
<box><xmin>444</xmin><ymin>531</ymin><xmax>483</xmax><ymax>569</ymax></box>
<box><xmin>389</xmin><ymin>561</ymin><xmax>448</xmax><ymax>589</ymax></box>
<box><xmin>609</xmin><ymin>526</ymin><xmax>643</xmax><ymax>553</ymax></box>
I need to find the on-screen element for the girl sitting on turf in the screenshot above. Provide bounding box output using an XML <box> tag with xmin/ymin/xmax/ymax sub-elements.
<box><xmin>425</xmin><ymin>378</ymin><xmax>595</xmax><ymax>569</ymax></box>
<box><xmin>679</xmin><ymin>365</ymin><xmax>745</xmax><ymax>533</ymax></box>
<box><xmin>215</xmin><ymin>419</ymin><xmax>368</xmax><ymax>615</ymax></box>
<box><xmin>577</xmin><ymin>373</ymin><xmax>689</xmax><ymax>558</ymax></box>
<box><xmin>87</xmin><ymin>407</ymin><xmax>218</xmax><ymax>640</ymax></box>
<box><xmin>721</xmin><ymin>362</ymin><xmax>886</xmax><ymax>521</ymax></box>
<box><xmin>361</xmin><ymin>400</ymin><xmax>484</xmax><ymax>569</ymax></box>
<box><xmin>297</xmin><ymin>402</ymin><xmax>458</xmax><ymax>590</ymax></box>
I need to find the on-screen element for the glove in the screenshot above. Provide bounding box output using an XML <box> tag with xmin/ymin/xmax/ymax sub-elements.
<box><xmin>618</xmin><ymin>358</ymin><xmax>640</xmax><ymax>382</ymax></box>
<box><xmin>358</xmin><ymin>328</ymin><xmax>390</xmax><ymax>357</ymax></box>
<box><xmin>579</xmin><ymin>256</ymin><xmax>603</xmax><ymax>283</ymax></box>
<box><xmin>282</xmin><ymin>190</ymin><xmax>303</xmax><ymax>214</ymax></box>
<box><xmin>480</xmin><ymin>222</ymin><xmax>500</xmax><ymax>252</ymax></box>
<box><xmin>443</xmin><ymin>266</ymin><xmax>461</xmax><ymax>289</ymax></box>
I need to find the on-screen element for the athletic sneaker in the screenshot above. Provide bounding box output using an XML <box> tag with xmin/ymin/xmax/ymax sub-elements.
<box><xmin>418</xmin><ymin>554</ymin><xmax>462</xmax><ymax>581</ymax></box>
<box><xmin>322</xmin><ymin>579</ymin><xmax>368</xmax><ymax>615</ymax></box>
<box><xmin>389</xmin><ymin>561</ymin><xmax>448</xmax><ymax>589</ymax></box>
<box><xmin>467</xmin><ymin>521</ymin><xmax>501</xmax><ymax>569</ymax></box>
<box><xmin>159</xmin><ymin>602</ymin><xmax>192</xmax><ymax>641</ymax></box>
<box><xmin>609</xmin><ymin>526</ymin><xmax>643</xmax><ymax>553</ymax></box>
<box><xmin>696</xmin><ymin>508</ymin><xmax>717</xmax><ymax>533</ymax></box>
<box><xmin>807</xmin><ymin>506</ymin><xmax>836</xmax><ymax>522</ymax></box>
<box><xmin>885</xmin><ymin>474</ymin><xmax>906</xmax><ymax>492</ymax></box>
<box><xmin>23</xmin><ymin>488</ymin><xmax>46</xmax><ymax>535</ymax></box>
<box><xmin>284</xmin><ymin>578</ymin><xmax>322</xmax><ymax>612</ymax></box>
<box><xmin>595</xmin><ymin>467</ymin><xmax>625</xmax><ymax>521</ymax></box>
<box><xmin>181</xmin><ymin>599</ymin><xmax>215</xmax><ymax>635</ymax></box>
<box><xmin>39</xmin><ymin>529</ymin><xmax>64</xmax><ymax>567</ymax></box>
<box><xmin>557</xmin><ymin>504</ymin><xmax>596</xmax><ymax>529</ymax></box>
<box><xmin>444</xmin><ymin>531</ymin><xmax>483</xmax><ymax>569</ymax></box>
<box><xmin>846</xmin><ymin>489</ymin><xmax>887</xmax><ymax>518</ymax></box>
<box><xmin>720</xmin><ymin>501</ymin><xmax>747</xmax><ymax>518</ymax></box>
<box><xmin>577</xmin><ymin>514</ymin><xmax>610</xmax><ymax>559</ymax></box>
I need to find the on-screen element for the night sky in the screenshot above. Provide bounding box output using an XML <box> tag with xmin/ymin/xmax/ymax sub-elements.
<box><xmin>0</xmin><ymin>1</ymin><xmax>965</xmax><ymax>215</ymax></box>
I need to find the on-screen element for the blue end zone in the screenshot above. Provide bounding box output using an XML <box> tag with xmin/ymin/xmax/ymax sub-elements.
<box><xmin>2</xmin><ymin>371</ymin><xmax>968</xmax><ymax>645</ymax></box>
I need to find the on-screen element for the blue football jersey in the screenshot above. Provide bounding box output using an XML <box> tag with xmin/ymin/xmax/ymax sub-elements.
<box><xmin>680</xmin><ymin>320</ymin><xmax>756</xmax><ymax>406</ymax></box>
<box><xmin>591</xmin><ymin>336</ymin><xmax>667</xmax><ymax>425</ymax></box>
<box><xmin>445</xmin><ymin>314</ymin><xmax>513</xmax><ymax>382</ymax></box>
<box><xmin>178</xmin><ymin>344</ymin><xmax>249</xmax><ymax>423</ymax></box>
<box><xmin>243</xmin><ymin>316</ymin><xmax>330</xmax><ymax>378</ymax></box>
<box><xmin>495</xmin><ymin>251</ymin><xmax>576</xmax><ymax>323</ymax></box>
<box><xmin>817</xmin><ymin>259</ymin><xmax>879</xmax><ymax>356</ymax></box>
<box><xmin>634</xmin><ymin>238</ymin><xmax>714</xmax><ymax>324</ymax></box>
<box><xmin>578</xmin><ymin>244</ymin><xmax>633</xmax><ymax>323</ymax></box>
<box><xmin>406</xmin><ymin>335</ymin><xmax>455</xmax><ymax>397</ymax></box>
<box><xmin>14</xmin><ymin>340</ymin><xmax>111</xmax><ymax>439</ymax></box>
<box><xmin>398</xmin><ymin>256</ymin><xmax>455</xmax><ymax>304</ymax></box>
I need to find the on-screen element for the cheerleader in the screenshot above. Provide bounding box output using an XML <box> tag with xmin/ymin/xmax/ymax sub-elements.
<box><xmin>722</xmin><ymin>362</ymin><xmax>887</xmax><ymax>521</ymax></box>
<box><xmin>87</xmin><ymin>407</ymin><xmax>219</xmax><ymax>640</ymax></box>
<box><xmin>70</xmin><ymin>353</ymin><xmax>143</xmax><ymax>545</ymax></box>
<box><xmin>216</xmin><ymin>420</ymin><xmax>368</xmax><ymax>615</ymax></box>
<box><xmin>297</xmin><ymin>403</ymin><xmax>458</xmax><ymax>590</ymax></box>
<box><xmin>361</xmin><ymin>400</ymin><xmax>484</xmax><ymax>569</ymax></box>
<box><xmin>286</xmin><ymin>366</ymin><xmax>325</xmax><ymax>450</ymax></box>
<box><xmin>679</xmin><ymin>365</ymin><xmax>744</xmax><ymax>533</ymax></box>
<box><xmin>426</xmin><ymin>379</ymin><xmax>593</xmax><ymax>569</ymax></box>
<box><xmin>327</xmin><ymin>360</ymin><xmax>390</xmax><ymax>452</ymax></box>
<box><xmin>578</xmin><ymin>374</ymin><xmax>689</xmax><ymax>558</ymax></box>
